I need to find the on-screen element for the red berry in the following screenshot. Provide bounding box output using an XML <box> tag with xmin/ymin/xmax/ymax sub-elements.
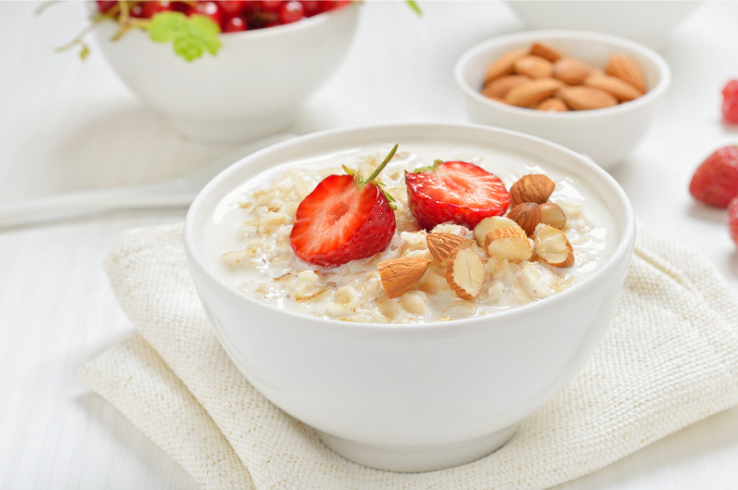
<box><xmin>301</xmin><ymin>0</ymin><xmax>322</xmax><ymax>16</ymax></box>
<box><xmin>96</xmin><ymin>1</ymin><xmax>116</xmax><ymax>13</ymax></box>
<box><xmin>259</xmin><ymin>0</ymin><xmax>283</xmax><ymax>11</ymax></box>
<box><xmin>405</xmin><ymin>161</ymin><xmax>510</xmax><ymax>230</ymax></box>
<box><xmin>729</xmin><ymin>198</ymin><xmax>738</xmax><ymax>246</ymax></box>
<box><xmin>189</xmin><ymin>1</ymin><xmax>223</xmax><ymax>25</ymax></box>
<box><xmin>129</xmin><ymin>3</ymin><xmax>145</xmax><ymax>17</ymax></box>
<box><xmin>222</xmin><ymin>15</ymin><xmax>248</xmax><ymax>32</ymax></box>
<box><xmin>142</xmin><ymin>1</ymin><xmax>174</xmax><ymax>18</ymax></box>
<box><xmin>290</xmin><ymin>147</ymin><xmax>398</xmax><ymax>267</ymax></box>
<box><xmin>217</xmin><ymin>0</ymin><xmax>247</xmax><ymax>16</ymax></box>
<box><xmin>279</xmin><ymin>1</ymin><xmax>304</xmax><ymax>23</ymax></box>
<box><xmin>722</xmin><ymin>80</ymin><xmax>738</xmax><ymax>124</ymax></box>
<box><xmin>689</xmin><ymin>146</ymin><xmax>738</xmax><ymax>208</ymax></box>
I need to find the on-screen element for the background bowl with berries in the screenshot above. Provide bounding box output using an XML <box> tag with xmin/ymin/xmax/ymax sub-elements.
<box><xmin>81</xmin><ymin>1</ymin><xmax>360</xmax><ymax>143</ymax></box>
<box><xmin>455</xmin><ymin>30</ymin><xmax>671</xmax><ymax>169</ymax></box>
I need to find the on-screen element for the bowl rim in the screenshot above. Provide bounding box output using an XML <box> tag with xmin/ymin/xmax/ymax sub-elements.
<box><xmin>454</xmin><ymin>29</ymin><xmax>672</xmax><ymax>120</ymax></box>
<box><xmin>184</xmin><ymin>122</ymin><xmax>636</xmax><ymax>334</ymax></box>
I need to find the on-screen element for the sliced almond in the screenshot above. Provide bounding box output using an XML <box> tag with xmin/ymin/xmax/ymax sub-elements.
<box><xmin>473</xmin><ymin>216</ymin><xmax>523</xmax><ymax>248</ymax></box>
<box><xmin>484</xmin><ymin>48</ymin><xmax>529</xmax><ymax>84</ymax></box>
<box><xmin>482</xmin><ymin>75</ymin><xmax>531</xmax><ymax>100</ymax></box>
<box><xmin>535</xmin><ymin>97</ymin><xmax>569</xmax><ymax>112</ymax></box>
<box><xmin>426</xmin><ymin>233</ymin><xmax>473</xmax><ymax>264</ymax></box>
<box><xmin>509</xmin><ymin>174</ymin><xmax>555</xmax><ymax>208</ymax></box>
<box><xmin>533</xmin><ymin>224</ymin><xmax>574</xmax><ymax>268</ymax></box>
<box><xmin>378</xmin><ymin>257</ymin><xmax>432</xmax><ymax>299</ymax></box>
<box><xmin>552</xmin><ymin>57</ymin><xmax>591</xmax><ymax>85</ymax></box>
<box><xmin>443</xmin><ymin>247</ymin><xmax>485</xmax><ymax>300</ymax></box>
<box><xmin>484</xmin><ymin>226</ymin><xmax>533</xmax><ymax>263</ymax></box>
<box><xmin>539</xmin><ymin>202</ymin><xmax>567</xmax><ymax>229</ymax></box>
<box><xmin>605</xmin><ymin>53</ymin><xmax>647</xmax><ymax>93</ymax></box>
<box><xmin>514</xmin><ymin>55</ymin><xmax>553</xmax><ymax>79</ymax></box>
<box><xmin>507</xmin><ymin>202</ymin><xmax>542</xmax><ymax>237</ymax></box>
<box><xmin>530</xmin><ymin>42</ymin><xmax>564</xmax><ymax>62</ymax></box>
<box><xmin>584</xmin><ymin>73</ymin><xmax>643</xmax><ymax>102</ymax></box>
<box><xmin>505</xmin><ymin>78</ymin><xmax>563</xmax><ymax>107</ymax></box>
<box><xmin>558</xmin><ymin>86</ymin><xmax>618</xmax><ymax>111</ymax></box>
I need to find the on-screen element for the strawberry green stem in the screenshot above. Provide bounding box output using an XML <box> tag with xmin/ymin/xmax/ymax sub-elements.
<box><xmin>361</xmin><ymin>144</ymin><xmax>398</xmax><ymax>187</ymax></box>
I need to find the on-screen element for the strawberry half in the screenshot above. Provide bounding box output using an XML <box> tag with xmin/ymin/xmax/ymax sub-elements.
<box><xmin>405</xmin><ymin>160</ymin><xmax>510</xmax><ymax>230</ymax></box>
<box><xmin>689</xmin><ymin>145</ymin><xmax>738</xmax><ymax>208</ymax></box>
<box><xmin>290</xmin><ymin>145</ymin><xmax>398</xmax><ymax>267</ymax></box>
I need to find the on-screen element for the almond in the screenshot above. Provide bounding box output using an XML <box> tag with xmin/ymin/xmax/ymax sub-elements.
<box><xmin>509</xmin><ymin>174</ymin><xmax>555</xmax><ymax>208</ymax></box>
<box><xmin>378</xmin><ymin>257</ymin><xmax>432</xmax><ymax>299</ymax></box>
<box><xmin>558</xmin><ymin>86</ymin><xmax>618</xmax><ymax>111</ymax></box>
<box><xmin>535</xmin><ymin>97</ymin><xmax>569</xmax><ymax>112</ymax></box>
<box><xmin>584</xmin><ymin>73</ymin><xmax>643</xmax><ymax>102</ymax></box>
<box><xmin>481</xmin><ymin>75</ymin><xmax>531</xmax><ymax>100</ymax></box>
<box><xmin>552</xmin><ymin>58</ymin><xmax>591</xmax><ymax>85</ymax></box>
<box><xmin>484</xmin><ymin>48</ymin><xmax>528</xmax><ymax>84</ymax></box>
<box><xmin>533</xmin><ymin>224</ymin><xmax>574</xmax><ymax>268</ymax></box>
<box><xmin>505</xmin><ymin>78</ymin><xmax>562</xmax><ymax>107</ymax></box>
<box><xmin>507</xmin><ymin>202</ymin><xmax>542</xmax><ymax>236</ymax></box>
<box><xmin>426</xmin><ymin>233</ymin><xmax>472</xmax><ymax>264</ymax></box>
<box><xmin>473</xmin><ymin>216</ymin><xmax>523</xmax><ymax>248</ymax></box>
<box><xmin>443</xmin><ymin>247</ymin><xmax>485</xmax><ymax>300</ymax></box>
<box><xmin>605</xmin><ymin>53</ymin><xmax>647</xmax><ymax>93</ymax></box>
<box><xmin>514</xmin><ymin>55</ymin><xmax>553</xmax><ymax>79</ymax></box>
<box><xmin>539</xmin><ymin>202</ymin><xmax>567</xmax><ymax>229</ymax></box>
<box><xmin>484</xmin><ymin>226</ymin><xmax>533</xmax><ymax>263</ymax></box>
<box><xmin>530</xmin><ymin>42</ymin><xmax>564</xmax><ymax>62</ymax></box>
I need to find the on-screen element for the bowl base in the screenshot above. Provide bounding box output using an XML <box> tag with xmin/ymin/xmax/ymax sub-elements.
<box><xmin>166</xmin><ymin>110</ymin><xmax>296</xmax><ymax>144</ymax></box>
<box><xmin>316</xmin><ymin>424</ymin><xmax>518</xmax><ymax>473</ymax></box>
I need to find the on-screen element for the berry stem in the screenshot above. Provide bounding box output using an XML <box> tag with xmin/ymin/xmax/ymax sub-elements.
<box><xmin>361</xmin><ymin>144</ymin><xmax>398</xmax><ymax>186</ymax></box>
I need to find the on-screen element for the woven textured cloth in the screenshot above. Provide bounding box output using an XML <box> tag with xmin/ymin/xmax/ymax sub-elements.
<box><xmin>80</xmin><ymin>223</ymin><xmax>738</xmax><ymax>490</ymax></box>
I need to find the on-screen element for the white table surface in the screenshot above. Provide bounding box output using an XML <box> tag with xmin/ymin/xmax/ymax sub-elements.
<box><xmin>2</xmin><ymin>1</ymin><xmax>738</xmax><ymax>488</ymax></box>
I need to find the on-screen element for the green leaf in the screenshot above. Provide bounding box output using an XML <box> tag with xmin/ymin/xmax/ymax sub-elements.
<box><xmin>405</xmin><ymin>0</ymin><xmax>422</xmax><ymax>16</ymax></box>
<box><xmin>148</xmin><ymin>11</ymin><xmax>222</xmax><ymax>62</ymax></box>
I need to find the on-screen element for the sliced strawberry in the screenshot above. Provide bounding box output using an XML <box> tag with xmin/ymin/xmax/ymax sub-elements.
<box><xmin>405</xmin><ymin>160</ymin><xmax>510</xmax><ymax>230</ymax></box>
<box><xmin>290</xmin><ymin>146</ymin><xmax>398</xmax><ymax>267</ymax></box>
<box><xmin>689</xmin><ymin>145</ymin><xmax>738</xmax><ymax>208</ymax></box>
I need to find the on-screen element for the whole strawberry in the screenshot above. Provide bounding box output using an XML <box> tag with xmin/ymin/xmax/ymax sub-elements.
<box><xmin>290</xmin><ymin>145</ymin><xmax>398</xmax><ymax>267</ymax></box>
<box><xmin>729</xmin><ymin>198</ymin><xmax>738</xmax><ymax>246</ymax></box>
<box><xmin>689</xmin><ymin>146</ymin><xmax>738</xmax><ymax>208</ymax></box>
<box><xmin>405</xmin><ymin>160</ymin><xmax>510</xmax><ymax>230</ymax></box>
<box><xmin>722</xmin><ymin>80</ymin><xmax>738</xmax><ymax>124</ymax></box>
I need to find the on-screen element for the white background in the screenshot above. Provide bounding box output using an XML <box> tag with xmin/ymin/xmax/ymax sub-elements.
<box><xmin>1</xmin><ymin>1</ymin><xmax>738</xmax><ymax>488</ymax></box>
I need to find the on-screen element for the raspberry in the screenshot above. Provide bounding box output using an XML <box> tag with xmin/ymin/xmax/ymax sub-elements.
<box><xmin>728</xmin><ymin>198</ymin><xmax>738</xmax><ymax>246</ymax></box>
<box><xmin>722</xmin><ymin>80</ymin><xmax>738</xmax><ymax>124</ymax></box>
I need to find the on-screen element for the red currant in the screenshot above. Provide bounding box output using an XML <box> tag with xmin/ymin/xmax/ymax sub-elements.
<box><xmin>96</xmin><ymin>0</ymin><xmax>116</xmax><ymax>13</ymax></box>
<box><xmin>259</xmin><ymin>0</ymin><xmax>283</xmax><ymax>11</ymax></box>
<box><xmin>722</xmin><ymin>80</ymin><xmax>738</xmax><ymax>124</ymax></box>
<box><xmin>129</xmin><ymin>3</ymin><xmax>145</xmax><ymax>17</ymax></box>
<box><xmin>189</xmin><ymin>1</ymin><xmax>224</xmax><ymax>25</ymax></box>
<box><xmin>142</xmin><ymin>1</ymin><xmax>174</xmax><ymax>18</ymax></box>
<box><xmin>217</xmin><ymin>0</ymin><xmax>247</xmax><ymax>16</ymax></box>
<box><xmin>222</xmin><ymin>15</ymin><xmax>248</xmax><ymax>32</ymax></box>
<box><xmin>279</xmin><ymin>1</ymin><xmax>304</xmax><ymax>23</ymax></box>
<box><xmin>301</xmin><ymin>0</ymin><xmax>322</xmax><ymax>16</ymax></box>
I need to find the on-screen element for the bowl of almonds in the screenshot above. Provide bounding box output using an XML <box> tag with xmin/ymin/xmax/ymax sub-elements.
<box><xmin>455</xmin><ymin>30</ymin><xmax>671</xmax><ymax>168</ymax></box>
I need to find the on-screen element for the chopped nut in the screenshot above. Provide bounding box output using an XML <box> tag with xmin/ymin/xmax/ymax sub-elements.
<box><xmin>443</xmin><ymin>247</ymin><xmax>485</xmax><ymax>300</ymax></box>
<box><xmin>473</xmin><ymin>216</ymin><xmax>523</xmax><ymax>248</ymax></box>
<box><xmin>378</xmin><ymin>257</ymin><xmax>432</xmax><ymax>299</ymax></box>
<box><xmin>539</xmin><ymin>202</ymin><xmax>567</xmax><ymax>229</ymax></box>
<box><xmin>533</xmin><ymin>224</ymin><xmax>574</xmax><ymax>267</ymax></box>
<box><xmin>484</xmin><ymin>226</ymin><xmax>533</xmax><ymax>263</ymax></box>
<box><xmin>426</xmin><ymin>233</ymin><xmax>473</xmax><ymax>264</ymax></box>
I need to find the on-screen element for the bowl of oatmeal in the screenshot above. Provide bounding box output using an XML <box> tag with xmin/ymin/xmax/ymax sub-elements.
<box><xmin>184</xmin><ymin>123</ymin><xmax>635</xmax><ymax>472</ymax></box>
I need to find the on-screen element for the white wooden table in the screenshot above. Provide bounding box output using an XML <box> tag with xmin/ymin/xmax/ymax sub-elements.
<box><xmin>2</xmin><ymin>1</ymin><xmax>738</xmax><ymax>488</ymax></box>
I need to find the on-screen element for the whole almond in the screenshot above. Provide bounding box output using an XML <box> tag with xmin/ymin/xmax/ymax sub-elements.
<box><xmin>378</xmin><ymin>257</ymin><xmax>432</xmax><ymax>299</ymax></box>
<box><xmin>584</xmin><ymin>73</ymin><xmax>643</xmax><ymax>102</ymax></box>
<box><xmin>530</xmin><ymin>42</ymin><xmax>564</xmax><ymax>62</ymax></box>
<box><xmin>605</xmin><ymin>53</ymin><xmax>647</xmax><ymax>93</ymax></box>
<box><xmin>507</xmin><ymin>202</ymin><xmax>542</xmax><ymax>236</ymax></box>
<box><xmin>482</xmin><ymin>75</ymin><xmax>531</xmax><ymax>100</ymax></box>
<box><xmin>536</xmin><ymin>97</ymin><xmax>569</xmax><ymax>112</ymax></box>
<box><xmin>426</xmin><ymin>233</ymin><xmax>473</xmax><ymax>264</ymax></box>
<box><xmin>514</xmin><ymin>55</ymin><xmax>553</xmax><ymax>79</ymax></box>
<box><xmin>509</xmin><ymin>174</ymin><xmax>555</xmax><ymax>208</ymax></box>
<box><xmin>552</xmin><ymin>58</ymin><xmax>591</xmax><ymax>86</ymax></box>
<box><xmin>558</xmin><ymin>86</ymin><xmax>618</xmax><ymax>111</ymax></box>
<box><xmin>484</xmin><ymin>48</ymin><xmax>528</xmax><ymax>84</ymax></box>
<box><xmin>505</xmin><ymin>78</ymin><xmax>562</xmax><ymax>107</ymax></box>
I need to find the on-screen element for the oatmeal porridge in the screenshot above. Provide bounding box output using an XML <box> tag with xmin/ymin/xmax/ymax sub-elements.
<box><xmin>203</xmin><ymin>143</ymin><xmax>616</xmax><ymax>324</ymax></box>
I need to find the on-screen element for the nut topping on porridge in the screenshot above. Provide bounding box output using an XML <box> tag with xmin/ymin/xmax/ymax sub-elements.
<box><xmin>509</xmin><ymin>174</ymin><xmax>555</xmax><ymax>208</ymax></box>
<box><xmin>426</xmin><ymin>233</ymin><xmax>473</xmax><ymax>264</ymax></box>
<box><xmin>533</xmin><ymin>224</ymin><xmax>575</xmax><ymax>268</ymax></box>
<box><xmin>378</xmin><ymin>257</ymin><xmax>432</xmax><ymax>300</ymax></box>
<box><xmin>444</xmin><ymin>247</ymin><xmax>485</xmax><ymax>300</ymax></box>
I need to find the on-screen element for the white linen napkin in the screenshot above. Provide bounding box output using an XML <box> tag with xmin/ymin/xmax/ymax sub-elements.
<box><xmin>80</xmin><ymin>223</ymin><xmax>738</xmax><ymax>490</ymax></box>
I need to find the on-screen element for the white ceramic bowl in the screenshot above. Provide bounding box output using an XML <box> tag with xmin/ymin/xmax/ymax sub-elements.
<box><xmin>93</xmin><ymin>6</ymin><xmax>360</xmax><ymax>143</ymax></box>
<box><xmin>455</xmin><ymin>30</ymin><xmax>671</xmax><ymax>169</ymax></box>
<box><xmin>184</xmin><ymin>123</ymin><xmax>635</xmax><ymax>472</ymax></box>
<box><xmin>505</xmin><ymin>1</ymin><xmax>702</xmax><ymax>50</ymax></box>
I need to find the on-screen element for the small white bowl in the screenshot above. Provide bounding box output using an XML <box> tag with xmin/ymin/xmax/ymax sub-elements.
<box><xmin>505</xmin><ymin>1</ymin><xmax>702</xmax><ymax>50</ymax></box>
<box><xmin>185</xmin><ymin>123</ymin><xmax>635</xmax><ymax>472</ymax></box>
<box><xmin>455</xmin><ymin>30</ymin><xmax>671</xmax><ymax>169</ymax></box>
<box><xmin>93</xmin><ymin>6</ymin><xmax>360</xmax><ymax>143</ymax></box>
